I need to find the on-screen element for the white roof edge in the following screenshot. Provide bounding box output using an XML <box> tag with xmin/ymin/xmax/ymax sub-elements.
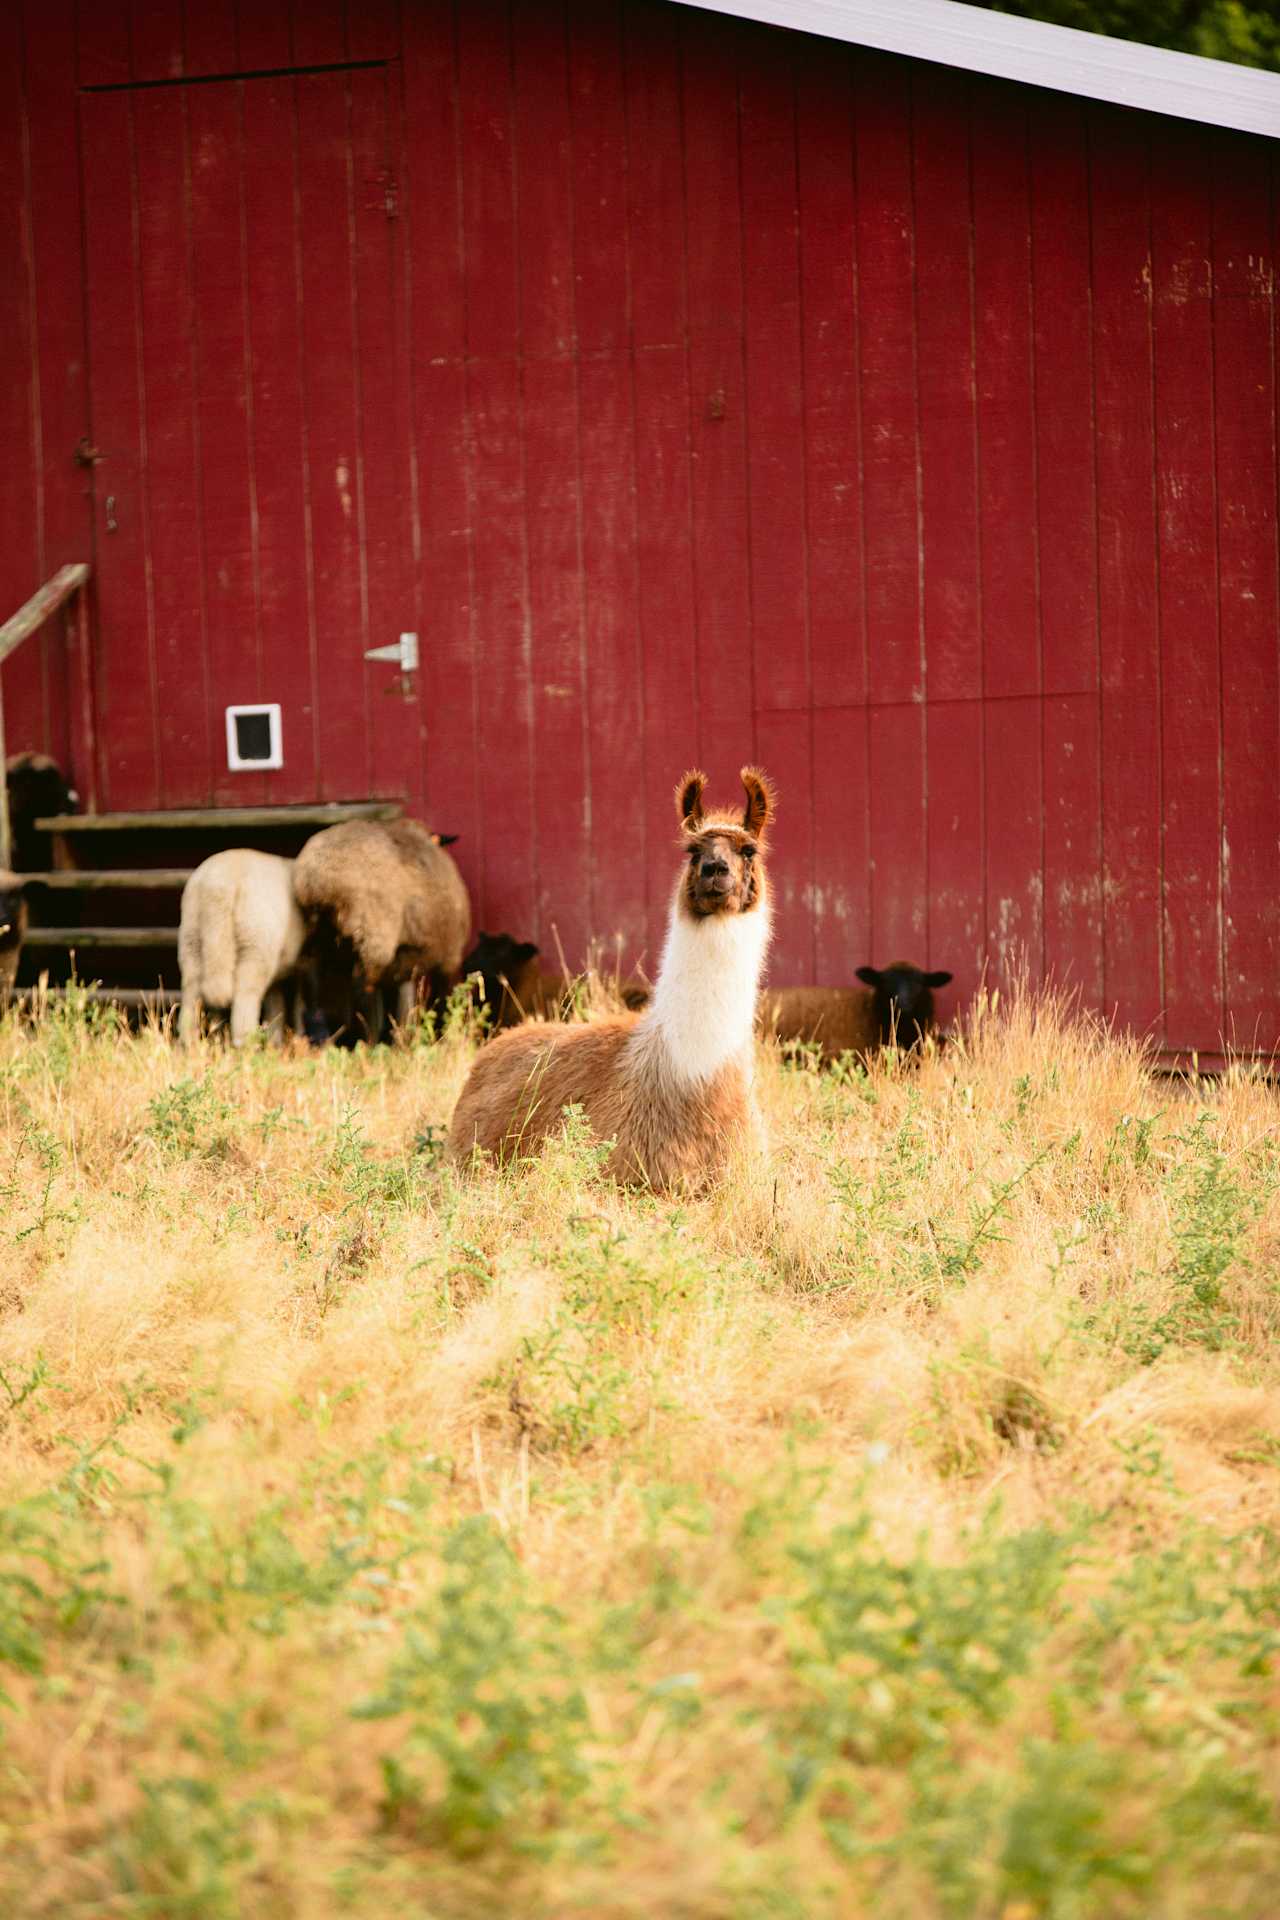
<box><xmin>671</xmin><ymin>0</ymin><xmax>1280</xmax><ymax>139</ymax></box>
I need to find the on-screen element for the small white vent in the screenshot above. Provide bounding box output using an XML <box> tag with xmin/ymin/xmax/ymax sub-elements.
<box><xmin>226</xmin><ymin>704</ymin><xmax>283</xmax><ymax>771</ymax></box>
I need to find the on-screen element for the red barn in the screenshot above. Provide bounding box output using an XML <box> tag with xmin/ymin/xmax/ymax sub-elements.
<box><xmin>3</xmin><ymin>0</ymin><xmax>1278</xmax><ymax>1058</ymax></box>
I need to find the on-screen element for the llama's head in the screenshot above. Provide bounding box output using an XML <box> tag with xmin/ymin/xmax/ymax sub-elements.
<box><xmin>675</xmin><ymin>766</ymin><xmax>774</xmax><ymax>920</ymax></box>
<box><xmin>855</xmin><ymin>960</ymin><xmax>952</xmax><ymax>1049</ymax></box>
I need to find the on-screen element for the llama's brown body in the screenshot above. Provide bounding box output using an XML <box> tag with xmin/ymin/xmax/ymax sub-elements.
<box><xmin>447</xmin><ymin>765</ymin><xmax>776</xmax><ymax>1192</ymax></box>
<box><xmin>448</xmin><ymin>1012</ymin><xmax>755</xmax><ymax>1189</ymax></box>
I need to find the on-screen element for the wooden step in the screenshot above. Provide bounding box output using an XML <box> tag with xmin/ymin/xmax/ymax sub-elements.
<box><xmin>24</xmin><ymin>926</ymin><xmax>179</xmax><ymax>948</ymax></box>
<box><xmin>22</xmin><ymin>869</ymin><xmax>192</xmax><ymax>889</ymax></box>
<box><xmin>15</xmin><ymin>985</ymin><xmax>178</xmax><ymax>1009</ymax></box>
<box><xmin>34</xmin><ymin>801</ymin><xmax>403</xmax><ymax>832</ymax></box>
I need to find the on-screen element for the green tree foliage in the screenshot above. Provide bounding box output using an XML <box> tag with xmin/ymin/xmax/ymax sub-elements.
<box><xmin>971</xmin><ymin>1</ymin><xmax>1280</xmax><ymax>71</ymax></box>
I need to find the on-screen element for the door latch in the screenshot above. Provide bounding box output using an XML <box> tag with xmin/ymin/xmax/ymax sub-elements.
<box><xmin>364</xmin><ymin>632</ymin><xmax>419</xmax><ymax>672</ymax></box>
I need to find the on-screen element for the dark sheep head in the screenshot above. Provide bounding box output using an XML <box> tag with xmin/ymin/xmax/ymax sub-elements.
<box><xmin>461</xmin><ymin>930</ymin><xmax>540</xmax><ymax>1021</ymax></box>
<box><xmin>0</xmin><ymin>876</ymin><xmax>27</xmax><ymax>949</ymax></box>
<box><xmin>855</xmin><ymin>961</ymin><xmax>953</xmax><ymax>1050</ymax></box>
<box><xmin>5</xmin><ymin>753</ymin><xmax>78</xmax><ymax>872</ymax></box>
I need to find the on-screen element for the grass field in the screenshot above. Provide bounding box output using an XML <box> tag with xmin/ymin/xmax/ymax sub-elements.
<box><xmin>0</xmin><ymin>986</ymin><xmax>1277</xmax><ymax>1918</ymax></box>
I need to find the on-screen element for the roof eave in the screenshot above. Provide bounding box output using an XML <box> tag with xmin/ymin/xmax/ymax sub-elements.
<box><xmin>671</xmin><ymin>0</ymin><xmax>1280</xmax><ymax>140</ymax></box>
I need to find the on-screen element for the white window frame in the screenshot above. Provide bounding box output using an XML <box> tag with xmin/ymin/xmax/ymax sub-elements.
<box><xmin>225</xmin><ymin>703</ymin><xmax>284</xmax><ymax>773</ymax></box>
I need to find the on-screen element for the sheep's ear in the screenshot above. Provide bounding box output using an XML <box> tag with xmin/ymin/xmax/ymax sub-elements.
<box><xmin>925</xmin><ymin>970</ymin><xmax>952</xmax><ymax>989</ymax></box>
<box><xmin>437</xmin><ymin>832</ymin><xmax>459</xmax><ymax>847</ymax></box>
<box><xmin>676</xmin><ymin>769</ymin><xmax>707</xmax><ymax>831</ymax></box>
<box><xmin>740</xmin><ymin>766</ymin><xmax>774</xmax><ymax>837</ymax></box>
<box><xmin>516</xmin><ymin>941</ymin><xmax>539</xmax><ymax>964</ymax></box>
<box><xmin>856</xmin><ymin>966</ymin><xmax>882</xmax><ymax>987</ymax></box>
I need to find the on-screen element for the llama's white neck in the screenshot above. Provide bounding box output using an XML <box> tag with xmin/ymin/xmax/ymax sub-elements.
<box><xmin>639</xmin><ymin>888</ymin><xmax>772</xmax><ymax>1086</ymax></box>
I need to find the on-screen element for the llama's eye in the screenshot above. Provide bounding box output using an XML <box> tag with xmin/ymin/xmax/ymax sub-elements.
<box><xmin>741</xmin><ymin>844</ymin><xmax>756</xmax><ymax>859</ymax></box>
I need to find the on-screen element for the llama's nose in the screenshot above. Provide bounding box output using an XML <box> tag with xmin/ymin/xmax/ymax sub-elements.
<box><xmin>700</xmin><ymin>857</ymin><xmax>729</xmax><ymax>881</ymax></box>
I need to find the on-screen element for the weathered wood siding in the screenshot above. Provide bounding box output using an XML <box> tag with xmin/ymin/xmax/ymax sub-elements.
<box><xmin>3</xmin><ymin>0</ymin><xmax>1277</xmax><ymax>1052</ymax></box>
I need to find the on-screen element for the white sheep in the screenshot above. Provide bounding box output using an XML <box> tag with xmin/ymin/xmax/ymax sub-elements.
<box><xmin>178</xmin><ymin>850</ymin><xmax>307</xmax><ymax>1046</ymax></box>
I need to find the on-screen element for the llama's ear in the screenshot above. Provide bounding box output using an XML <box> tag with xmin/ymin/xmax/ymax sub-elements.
<box><xmin>925</xmin><ymin>970</ymin><xmax>953</xmax><ymax>989</ymax></box>
<box><xmin>676</xmin><ymin>768</ymin><xmax>707</xmax><ymax>830</ymax></box>
<box><xmin>740</xmin><ymin>766</ymin><xmax>775</xmax><ymax>837</ymax></box>
<box><xmin>856</xmin><ymin>966</ymin><xmax>882</xmax><ymax>987</ymax></box>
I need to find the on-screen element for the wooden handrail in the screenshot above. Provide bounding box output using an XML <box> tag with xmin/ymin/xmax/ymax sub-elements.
<box><xmin>0</xmin><ymin>562</ymin><xmax>93</xmax><ymax>868</ymax></box>
<box><xmin>0</xmin><ymin>563</ymin><xmax>90</xmax><ymax>669</ymax></box>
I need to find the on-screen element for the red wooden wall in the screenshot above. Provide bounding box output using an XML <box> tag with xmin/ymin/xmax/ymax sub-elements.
<box><xmin>3</xmin><ymin>0</ymin><xmax>1278</xmax><ymax>1055</ymax></box>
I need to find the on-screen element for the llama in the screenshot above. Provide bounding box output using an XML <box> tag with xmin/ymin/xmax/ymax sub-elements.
<box><xmin>448</xmin><ymin>766</ymin><xmax>775</xmax><ymax>1190</ymax></box>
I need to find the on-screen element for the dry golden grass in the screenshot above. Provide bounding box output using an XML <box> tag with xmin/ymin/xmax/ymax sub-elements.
<box><xmin>0</xmin><ymin>985</ymin><xmax>1277</xmax><ymax>1918</ymax></box>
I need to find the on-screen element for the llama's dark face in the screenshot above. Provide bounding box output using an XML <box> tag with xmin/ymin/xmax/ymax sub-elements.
<box><xmin>856</xmin><ymin>961</ymin><xmax>952</xmax><ymax>1048</ymax></box>
<box><xmin>675</xmin><ymin>766</ymin><xmax>773</xmax><ymax>919</ymax></box>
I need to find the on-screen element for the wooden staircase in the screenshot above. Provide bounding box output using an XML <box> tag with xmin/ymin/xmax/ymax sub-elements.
<box><xmin>18</xmin><ymin>801</ymin><xmax>403</xmax><ymax>1006</ymax></box>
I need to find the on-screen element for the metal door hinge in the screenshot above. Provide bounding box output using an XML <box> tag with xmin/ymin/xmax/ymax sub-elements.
<box><xmin>365</xmin><ymin>632</ymin><xmax>419</xmax><ymax>672</ymax></box>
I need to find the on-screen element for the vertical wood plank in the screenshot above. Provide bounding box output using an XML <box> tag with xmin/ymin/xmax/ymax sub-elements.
<box><xmin>233</xmin><ymin>1</ymin><xmax>291</xmax><ymax>71</ymax></box>
<box><xmin>523</xmin><ymin>357</ymin><xmax>592</xmax><ymax>963</ymax></box>
<box><xmin>633</xmin><ymin>349</ymin><xmax>698</xmax><ymax>952</ymax></box>
<box><xmin>135</xmin><ymin>87</ymin><xmax>211</xmax><ymax>805</ymax></box>
<box><xmin>402</xmin><ymin>10</ymin><xmax>477</xmax><ymax>857</ymax></box>
<box><xmin>351</xmin><ymin>66</ymin><xmax>422</xmax><ymax>812</ymax></box>
<box><xmin>81</xmin><ymin>91</ymin><xmax>161</xmax><ymax>810</ymax></box>
<box><xmin>129</xmin><ymin>0</ymin><xmax>185</xmax><ymax>81</ymax></box>
<box><xmin>0</xmin><ymin>4</ymin><xmax>42</xmax><ymax>758</ymax></box>
<box><xmin>1152</xmin><ymin>125</ymin><xmax>1221</xmax><ymax>1053</ymax></box>
<box><xmin>76</xmin><ymin>11</ymin><xmax>131</xmax><ymax>85</ymax></box>
<box><xmin>680</xmin><ymin>8</ymin><xmax>752</xmax><ymax>768</ymax></box>
<box><xmin>35</xmin><ymin>1</ymin><xmax>89</xmax><ymax>775</ymax></box>
<box><xmin>188</xmin><ymin>81</ymin><xmax>257</xmax><ymax>807</ymax></box>
<box><xmin>926</xmin><ymin>699</ymin><xmax>985</xmax><ymax>993</ymax></box>
<box><xmin>984</xmin><ymin>695</ymin><xmax>1043</xmax><ymax>993</ymax></box>
<box><xmin>1091</xmin><ymin>110</ymin><xmax>1163</xmax><ymax>1044</ymax></box>
<box><xmin>972</xmin><ymin>79</ymin><xmax>1039</xmax><ymax>701</ymax></box>
<box><xmin>567</xmin><ymin>0</ymin><xmax>629</xmax><ymax>356</ymax></box>
<box><xmin>812</xmin><ymin>707</ymin><xmax>870</xmax><ymax>984</ymax></box>
<box><xmin>181</xmin><ymin>1</ymin><xmax>237</xmax><ymax>77</ymax></box>
<box><xmin>1031</xmin><ymin>93</ymin><xmax>1098</xmax><ymax>697</ymax></box>
<box><xmin>290</xmin><ymin>0</ymin><xmax>347</xmax><ymax>67</ymax></box>
<box><xmin>1043</xmin><ymin>691</ymin><xmax>1103</xmax><ymax>1004</ymax></box>
<box><xmin>468</xmin><ymin>356</ymin><xmax>536</xmax><ymax>943</ymax></box>
<box><xmin>414</xmin><ymin>364</ymin><xmax>481</xmax><ymax>886</ymax></box>
<box><xmin>914</xmin><ymin>71</ymin><xmax>981</xmax><ymax>704</ymax></box>
<box><xmin>578</xmin><ymin>355</ymin><xmax>645</xmax><ymax>959</ymax></box>
<box><xmin>795</xmin><ymin>44</ymin><xmax>862</xmax><ymax>711</ymax></box>
<box><xmin>295</xmin><ymin>71</ymin><xmax>367</xmax><ymax>802</ymax></box>
<box><xmin>754</xmin><ymin>708</ymin><xmax>813</xmax><ymax>984</ymax></box>
<box><xmin>623</xmin><ymin>0</ymin><xmax>684</xmax><ymax>352</ymax></box>
<box><xmin>458</xmin><ymin>0</ymin><xmax>520</xmax><ymax>364</ymax></box>
<box><xmin>512</xmin><ymin>0</ymin><xmax>575</xmax><ymax>364</ymax></box>
<box><xmin>868</xmin><ymin>702</ymin><xmax>926</xmax><ymax>961</ymax></box>
<box><xmin>345</xmin><ymin>0</ymin><xmax>400</xmax><ymax>63</ymax></box>
<box><xmin>854</xmin><ymin>52</ymin><xmax>920</xmax><ymax>707</ymax></box>
<box><xmin>1214</xmin><ymin>132</ymin><xmax>1278</xmax><ymax>1053</ymax></box>
<box><xmin>740</xmin><ymin>28</ymin><xmax>808</xmax><ymax>715</ymax></box>
<box><xmin>241</xmin><ymin>74</ymin><xmax>317</xmax><ymax>805</ymax></box>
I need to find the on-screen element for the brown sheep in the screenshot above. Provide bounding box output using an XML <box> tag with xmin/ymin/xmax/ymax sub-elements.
<box><xmin>760</xmin><ymin>962</ymin><xmax>952</xmax><ymax>1063</ymax></box>
<box><xmin>293</xmin><ymin>819</ymin><xmax>471</xmax><ymax>1029</ymax></box>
